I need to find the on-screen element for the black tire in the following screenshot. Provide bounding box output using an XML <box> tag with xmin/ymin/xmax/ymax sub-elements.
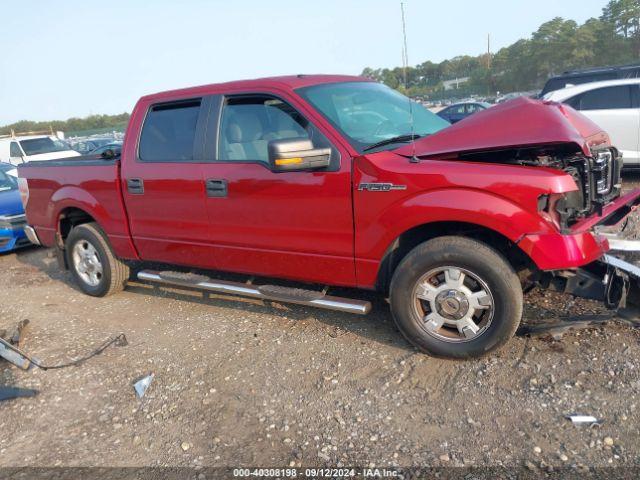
<box><xmin>65</xmin><ymin>222</ymin><xmax>130</xmax><ymax>297</ymax></box>
<box><xmin>389</xmin><ymin>236</ymin><xmax>523</xmax><ymax>359</ymax></box>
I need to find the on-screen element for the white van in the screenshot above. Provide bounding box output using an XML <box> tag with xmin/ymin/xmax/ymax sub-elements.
<box><xmin>0</xmin><ymin>132</ymin><xmax>80</xmax><ymax>166</ymax></box>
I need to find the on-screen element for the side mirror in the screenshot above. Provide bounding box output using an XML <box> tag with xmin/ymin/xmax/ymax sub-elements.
<box><xmin>268</xmin><ymin>138</ymin><xmax>330</xmax><ymax>172</ymax></box>
<box><xmin>101</xmin><ymin>149</ymin><xmax>115</xmax><ymax>159</ymax></box>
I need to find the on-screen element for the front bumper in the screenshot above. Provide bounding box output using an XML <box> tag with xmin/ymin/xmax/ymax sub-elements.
<box><xmin>0</xmin><ymin>227</ymin><xmax>30</xmax><ymax>253</ymax></box>
<box><xmin>571</xmin><ymin>188</ymin><xmax>640</xmax><ymax>233</ymax></box>
<box><xmin>518</xmin><ymin>230</ymin><xmax>609</xmax><ymax>271</ymax></box>
<box><xmin>520</xmin><ymin>188</ymin><xmax>640</xmax><ymax>271</ymax></box>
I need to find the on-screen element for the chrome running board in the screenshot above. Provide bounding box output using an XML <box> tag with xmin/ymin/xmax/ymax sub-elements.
<box><xmin>137</xmin><ymin>270</ymin><xmax>371</xmax><ymax>315</ymax></box>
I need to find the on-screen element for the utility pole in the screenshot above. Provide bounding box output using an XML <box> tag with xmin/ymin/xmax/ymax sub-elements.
<box><xmin>487</xmin><ymin>33</ymin><xmax>491</xmax><ymax>97</ymax></box>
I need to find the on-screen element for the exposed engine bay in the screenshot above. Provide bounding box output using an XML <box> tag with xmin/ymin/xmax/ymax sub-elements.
<box><xmin>458</xmin><ymin>144</ymin><xmax>623</xmax><ymax>231</ymax></box>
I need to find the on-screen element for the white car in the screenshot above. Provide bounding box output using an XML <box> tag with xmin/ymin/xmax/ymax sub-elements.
<box><xmin>0</xmin><ymin>135</ymin><xmax>80</xmax><ymax>166</ymax></box>
<box><xmin>544</xmin><ymin>78</ymin><xmax>640</xmax><ymax>166</ymax></box>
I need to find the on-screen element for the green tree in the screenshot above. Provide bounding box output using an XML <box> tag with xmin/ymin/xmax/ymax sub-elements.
<box><xmin>361</xmin><ymin>1</ymin><xmax>640</xmax><ymax>100</ymax></box>
<box><xmin>602</xmin><ymin>0</ymin><xmax>640</xmax><ymax>56</ymax></box>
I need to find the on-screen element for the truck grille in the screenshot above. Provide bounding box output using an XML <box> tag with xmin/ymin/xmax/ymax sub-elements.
<box><xmin>556</xmin><ymin>148</ymin><xmax>622</xmax><ymax>229</ymax></box>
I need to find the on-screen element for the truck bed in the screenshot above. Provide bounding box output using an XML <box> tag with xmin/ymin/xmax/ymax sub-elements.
<box><xmin>18</xmin><ymin>157</ymin><xmax>137</xmax><ymax>259</ymax></box>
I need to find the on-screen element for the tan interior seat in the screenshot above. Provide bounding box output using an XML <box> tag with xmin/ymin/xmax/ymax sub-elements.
<box><xmin>223</xmin><ymin>112</ymin><xmax>268</xmax><ymax>161</ymax></box>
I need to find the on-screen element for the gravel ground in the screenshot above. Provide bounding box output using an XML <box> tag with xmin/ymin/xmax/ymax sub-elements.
<box><xmin>1</xmin><ymin>175</ymin><xmax>640</xmax><ymax>475</ymax></box>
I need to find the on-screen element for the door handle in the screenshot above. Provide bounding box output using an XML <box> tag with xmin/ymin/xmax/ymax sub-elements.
<box><xmin>205</xmin><ymin>179</ymin><xmax>227</xmax><ymax>198</ymax></box>
<box><xmin>127</xmin><ymin>178</ymin><xmax>144</xmax><ymax>194</ymax></box>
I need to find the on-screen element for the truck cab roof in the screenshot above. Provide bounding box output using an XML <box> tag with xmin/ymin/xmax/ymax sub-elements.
<box><xmin>141</xmin><ymin>74</ymin><xmax>371</xmax><ymax>102</ymax></box>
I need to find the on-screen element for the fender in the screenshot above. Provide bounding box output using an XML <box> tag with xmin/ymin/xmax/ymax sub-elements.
<box><xmin>354</xmin><ymin>187</ymin><xmax>579</xmax><ymax>288</ymax></box>
<box><xmin>49</xmin><ymin>186</ymin><xmax>138</xmax><ymax>259</ymax></box>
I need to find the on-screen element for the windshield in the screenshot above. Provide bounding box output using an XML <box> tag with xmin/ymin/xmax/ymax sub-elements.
<box><xmin>297</xmin><ymin>81</ymin><xmax>450</xmax><ymax>152</ymax></box>
<box><xmin>0</xmin><ymin>168</ymin><xmax>17</xmax><ymax>192</ymax></box>
<box><xmin>19</xmin><ymin>137</ymin><xmax>71</xmax><ymax>156</ymax></box>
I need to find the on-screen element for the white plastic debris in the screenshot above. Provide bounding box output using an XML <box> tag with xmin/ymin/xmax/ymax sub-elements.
<box><xmin>133</xmin><ymin>373</ymin><xmax>154</xmax><ymax>399</ymax></box>
<box><xmin>566</xmin><ymin>415</ymin><xmax>601</xmax><ymax>425</ymax></box>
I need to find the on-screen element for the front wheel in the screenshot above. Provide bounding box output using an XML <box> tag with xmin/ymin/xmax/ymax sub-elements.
<box><xmin>65</xmin><ymin>222</ymin><xmax>130</xmax><ymax>297</ymax></box>
<box><xmin>389</xmin><ymin>236</ymin><xmax>523</xmax><ymax>359</ymax></box>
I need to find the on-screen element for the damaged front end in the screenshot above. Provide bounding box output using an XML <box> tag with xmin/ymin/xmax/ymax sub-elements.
<box><xmin>537</xmin><ymin>146</ymin><xmax>623</xmax><ymax>232</ymax></box>
<box><xmin>538</xmin><ymin>192</ymin><xmax>640</xmax><ymax>312</ymax></box>
<box><xmin>458</xmin><ymin>143</ymin><xmax>623</xmax><ymax>232</ymax></box>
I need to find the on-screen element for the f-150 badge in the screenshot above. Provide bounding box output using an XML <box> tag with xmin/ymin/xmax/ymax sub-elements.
<box><xmin>358</xmin><ymin>183</ymin><xmax>407</xmax><ymax>192</ymax></box>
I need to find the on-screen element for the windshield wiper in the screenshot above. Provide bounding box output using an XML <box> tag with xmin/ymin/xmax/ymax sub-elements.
<box><xmin>363</xmin><ymin>134</ymin><xmax>422</xmax><ymax>152</ymax></box>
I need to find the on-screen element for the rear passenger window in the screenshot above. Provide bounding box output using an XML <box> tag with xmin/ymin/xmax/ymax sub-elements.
<box><xmin>139</xmin><ymin>99</ymin><xmax>201</xmax><ymax>161</ymax></box>
<box><xmin>576</xmin><ymin>86</ymin><xmax>633</xmax><ymax>110</ymax></box>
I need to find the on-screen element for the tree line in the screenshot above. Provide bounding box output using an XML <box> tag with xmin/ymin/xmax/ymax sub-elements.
<box><xmin>362</xmin><ymin>0</ymin><xmax>640</xmax><ymax>99</ymax></box>
<box><xmin>0</xmin><ymin>113</ymin><xmax>130</xmax><ymax>137</ymax></box>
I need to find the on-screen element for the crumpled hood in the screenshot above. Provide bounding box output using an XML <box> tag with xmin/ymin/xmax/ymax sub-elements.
<box><xmin>0</xmin><ymin>188</ymin><xmax>24</xmax><ymax>217</ymax></box>
<box><xmin>396</xmin><ymin>97</ymin><xmax>609</xmax><ymax>158</ymax></box>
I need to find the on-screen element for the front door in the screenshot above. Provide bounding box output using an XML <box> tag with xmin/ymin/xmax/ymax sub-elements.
<box><xmin>199</xmin><ymin>92</ymin><xmax>355</xmax><ymax>286</ymax></box>
<box><xmin>121</xmin><ymin>97</ymin><xmax>216</xmax><ymax>269</ymax></box>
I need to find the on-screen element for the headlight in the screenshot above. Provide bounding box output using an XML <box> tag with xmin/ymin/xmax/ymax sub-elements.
<box><xmin>591</xmin><ymin>148</ymin><xmax>613</xmax><ymax>195</ymax></box>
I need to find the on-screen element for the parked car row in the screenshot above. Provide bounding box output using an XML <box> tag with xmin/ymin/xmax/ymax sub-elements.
<box><xmin>67</xmin><ymin>136</ymin><xmax>123</xmax><ymax>155</ymax></box>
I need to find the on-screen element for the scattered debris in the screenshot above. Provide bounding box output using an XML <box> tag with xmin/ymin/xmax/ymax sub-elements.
<box><xmin>0</xmin><ymin>337</ymin><xmax>31</xmax><ymax>370</ymax></box>
<box><xmin>0</xmin><ymin>331</ymin><xmax>127</xmax><ymax>371</ymax></box>
<box><xmin>8</xmin><ymin>319</ymin><xmax>29</xmax><ymax>346</ymax></box>
<box><xmin>133</xmin><ymin>373</ymin><xmax>154</xmax><ymax>399</ymax></box>
<box><xmin>566</xmin><ymin>415</ymin><xmax>601</xmax><ymax>426</ymax></box>
<box><xmin>518</xmin><ymin>314</ymin><xmax>614</xmax><ymax>339</ymax></box>
<box><xmin>0</xmin><ymin>386</ymin><xmax>38</xmax><ymax>402</ymax></box>
<box><xmin>0</xmin><ymin>320</ymin><xmax>32</xmax><ymax>369</ymax></box>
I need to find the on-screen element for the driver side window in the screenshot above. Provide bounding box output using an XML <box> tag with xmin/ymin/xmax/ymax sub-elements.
<box><xmin>218</xmin><ymin>96</ymin><xmax>330</xmax><ymax>163</ymax></box>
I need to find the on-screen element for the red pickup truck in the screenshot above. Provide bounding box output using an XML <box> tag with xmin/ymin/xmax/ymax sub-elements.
<box><xmin>17</xmin><ymin>75</ymin><xmax>640</xmax><ymax>358</ymax></box>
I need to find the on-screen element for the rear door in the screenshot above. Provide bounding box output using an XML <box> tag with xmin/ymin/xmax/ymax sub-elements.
<box><xmin>120</xmin><ymin>96</ymin><xmax>217</xmax><ymax>269</ymax></box>
<box><xmin>198</xmin><ymin>91</ymin><xmax>356</xmax><ymax>286</ymax></box>
<box><xmin>572</xmin><ymin>85</ymin><xmax>640</xmax><ymax>165</ymax></box>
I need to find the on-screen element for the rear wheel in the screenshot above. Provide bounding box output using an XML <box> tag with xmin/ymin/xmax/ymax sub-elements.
<box><xmin>389</xmin><ymin>236</ymin><xmax>523</xmax><ymax>358</ymax></box>
<box><xmin>66</xmin><ymin>222</ymin><xmax>129</xmax><ymax>297</ymax></box>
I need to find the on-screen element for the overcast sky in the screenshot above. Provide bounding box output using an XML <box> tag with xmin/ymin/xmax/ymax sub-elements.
<box><xmin>0</xmin><ymin>0</ymin><xmax>609</xmax><ymax>125</ymax></box>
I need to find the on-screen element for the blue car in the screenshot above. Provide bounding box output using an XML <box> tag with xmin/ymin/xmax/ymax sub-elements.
<box><xmin>0</xmin><ymin>163</ymin><xmax>30</xmax><ymax>252</ymax></box>
<box><xmin>436</xmin><ymin>101</ymin><xmax>491</xmax><ymax>124</ymax></box>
